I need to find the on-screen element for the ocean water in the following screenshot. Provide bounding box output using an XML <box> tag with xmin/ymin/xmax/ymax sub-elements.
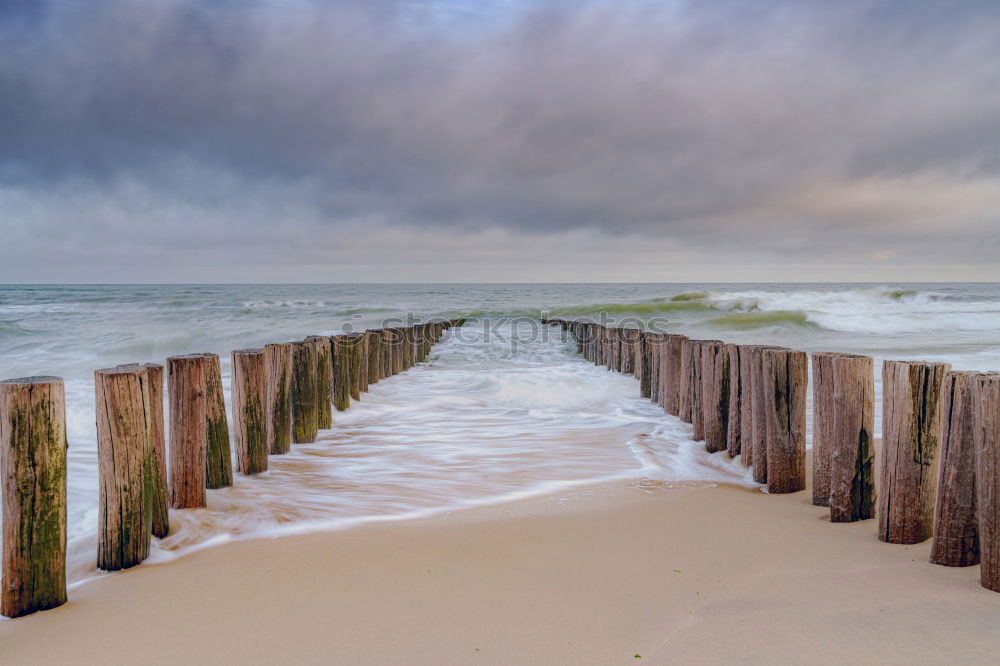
<box><xmin>0</xmin><ymin>283</ymin><xmax>998</xmax><ymax>586</ymax></box>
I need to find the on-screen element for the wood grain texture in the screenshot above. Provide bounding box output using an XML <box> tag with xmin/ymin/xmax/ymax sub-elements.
<box><xmin>331</xmin><ymin>334</ymin><xmax>352</xmax><ymax>412</ymax></box>
<box><xmin>95</xmin><ymin>366</ymin><xmax>151</xmax><ymax>571</ymax></box>
<box><xmin>366</xmin><ymin>330</ymin><xmax>382</xmax><ymax>385</ymax></box>
<box><xmin>811</xmin><ymin>352</ymin><xmax>839</xmax><ymax>507</ymax></box>
<box><xmin>878</xmin><ymin>360</ymin><xmax>950</xmax><ymax>544</ymax></box>
<box><xmin>232</xmin><ymin>349</ymin><xmax>268</xmax><ymax>477</ymax></box>
<box><xmin>168</xmin><ymin>354</ymin><xmax>207</xmax><ymax>509</ymax></box>
<box><xmin>307</xmin><ymin>336</ymin><xmax>333</xmax><ymax>430</ymax></box>
<box><xmin>139</xmin><ymin>363</ymin><xmax>169</xmax><ymax>539</ymax></box>
<box><xmin>749</xmin><ymin>346</ymin><xmax>784</xmax><ymax>483</ymax></box>
<box><xmin>1</xmin><ymin>376</ymin><xmax>67</xmax><ymax>618</ymax></box>
<box><xmin>663</xmin><ymin>334</ymin><xmax>686</xmax><ymax>417</ymax></box>
<box><xmin>930</xmin><ymin>371</ymin><xmax>980</xmax><ymax>567</ymax></box>
<box><xmin>264</xmin><ymin>343</ymin><xmax>293</xmax><ymax>454</ymax></box>
<box><xmin>700</xmin><ymin>341</ymin><xmax>730</xmax><ymax>454</ymax></box>
<box><xmin>738</xmin><ymin>346</ymin><xmax>755</xmax><ymax>468</ymax></box>
<box><xmin>829</xmin><ymin>354</ymin><xmax>875</xmax><ymax>522</ymax></box>
<box><xmin>678</xmin><ymin>338</ymin><xmax>693</xmax><ymax>423</ymax></box>
<box><xmin>763</xmin><ymin>348</ymin><xmax>807</xmax><ymax>494</ymax></box>
<box><xmin>291</xmin><ymin>340</ymin><xmax>319</xmax><ymax>444</ymax></box>
<box><xmin>725</xmin><ymin>344</ymin><xmax>743</xmax><ymax>458</ymax></box>
<box><xmin>973</xmin><ymin>373</ymin><xmax>1000</xmax><ymax>591</ymax></box>
<box><xmin>201</xmin><ymin>353</ymin><xmax>232</xmax><ymax>489</ymax></box>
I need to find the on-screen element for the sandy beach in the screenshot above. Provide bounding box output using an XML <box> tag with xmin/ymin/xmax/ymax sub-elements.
<box><xmin>3</xmin><ymin>472</ymin><xmax>998</xmax><ymax>665</ymax></box>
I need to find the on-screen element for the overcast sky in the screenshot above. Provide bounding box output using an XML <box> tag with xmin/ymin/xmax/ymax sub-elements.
<box><xmin>1</xmin><ymin>0</ymin><xmax>998</xmax><ymax>283</ymax></box>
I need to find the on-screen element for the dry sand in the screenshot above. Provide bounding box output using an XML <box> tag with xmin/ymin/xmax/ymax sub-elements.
<box><xmin>2</xmin><ymin>479</ymin><xmax>999</xmax><ymax>665</ymax></box>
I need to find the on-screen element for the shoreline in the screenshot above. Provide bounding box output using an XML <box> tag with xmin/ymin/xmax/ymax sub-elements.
<box><xmin>3</xmin><ymin>476</ymin><xmax>998</xmax><ymax>664</ymax></box>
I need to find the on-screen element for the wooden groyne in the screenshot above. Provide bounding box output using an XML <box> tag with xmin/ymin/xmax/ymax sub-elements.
<box><xmin>546</xmin><ymin>317</ymin><xmax>999</xmax><ymax>593</ymax></box>
<box><xmin>0</xmin><ymin>318</ymin><xmax>463</xmax><ymax>617</ymax></box>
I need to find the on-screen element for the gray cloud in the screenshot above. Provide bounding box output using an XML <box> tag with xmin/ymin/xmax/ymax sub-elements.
<box><xmin>1</xmin><ymin>0</ymin><xmax>999</xmax><ymax>281</ymax></box>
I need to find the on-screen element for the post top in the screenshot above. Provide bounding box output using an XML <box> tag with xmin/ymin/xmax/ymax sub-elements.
<box><xmin>1</xmin><ymin>376</ymin><xmax>63</xmax><ymax>385</ymax></box>
<box><xmin>233</xmin><ymin>347</ymin><xmax>265</xmax><ymax>355</ymax></box>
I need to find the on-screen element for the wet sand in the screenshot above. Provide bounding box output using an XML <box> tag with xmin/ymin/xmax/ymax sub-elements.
<box><xmin>2</xmin><ymin>477</ymin><xmax>999</xmax><ymax>665</ymax></box>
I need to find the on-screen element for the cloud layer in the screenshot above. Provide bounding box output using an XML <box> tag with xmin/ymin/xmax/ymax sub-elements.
<box><xmin>1</xmin><ymin>0</ymin><xmax>998</xmax><ymax>281</ymax></box>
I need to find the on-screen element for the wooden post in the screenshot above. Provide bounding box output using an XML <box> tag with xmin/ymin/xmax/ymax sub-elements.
<box><xmin>690</xmin><ymin>340</ymin><xmax>721</xmax><ymax>441</ymax></box>
<box><xmin>391</xmin><ymin>328</ymin><xmax>404</xmax><ymax>377</ymax></box>
<box><xmin>199</xmin><ymin>353</ymin><xmax>232</xmax><ymax>489</ymax></box>
<box><xmin>620</xmin><ymin>329</ymin><xmax>635</xmax><ymax>375</ymax></box>
<box><xmin>264</xmin><ymin>343</ymin><xmax>293</xmax><ymax>455</ymax></box>
<box><xmin>232</xmin><ymin>349</ymin><xmax>268</xmax><ymax>476</ymax></box>
<box><xmin>401</xmin><ymin>327</ymin><xmax>413</xmax><ymax>372</ymax></box>
<box><xmin>381</xmin><ymin>329</ymin><xmax>395</xmax><ymax>378</ymax></box>
<box><xmin>308</xmin><ymin>336</ymin><xmax>333</xmax><ymax>430</ymax></box>
<box><xmin>747</xmin><ymin>346</ymin><xmax>782</xmax><ymax>481</ymax></box>
<box><xmin>348</xmin><ymin>333</ymin><xmax>364</xmax><ymax>399</ymax></box>
<box><xmin>366</xmin><ymin>330</ymin><xmax>381</xmax><ymax>385</ymax></box>
<box><xmin>95</xmin><ymin>365</ymin><xmax>152</xmax><ymax>571</ymax></box>
<box><xmin>639</xmin><ymin>332</ymin><xmax>653</xmax><ymax>399</ymax></box>
<box><xmin>358</xmin><ymin>332</ymin><xmax>371</xmax><ymax>392</ymax></box>
<box><xmin>332</xmin><ymin>334</ymin><xmax>351</xmax><ymax>411</ymax></box>
<box><xmin>930</xmin><ymin>371</ymin><xmax>980</xmax><ymax>566</ymax></box>
<box><xmin>138</xmin><ymin>363</ymin><xmax>169</xmax><ymax>539</ymax></box>
<box><xmin>168</xmin><ymin>354</ymin><xmax>207</xmax><ymax>509</ymax></box>
<box><xmin>829</xmin><ymin>354</ymin><xmax>876</xmax><ymax>522</ymax></box>
<box><xmin>678</xmin><ymin>338</ymin><xmax>693</xmax><ymax>423</ymax></box>
<box><xmin>738</xmin><ymin>346</ymin><xmax>755</xmax><ymax>467</ymax></box>
<box><xmin>762</xmin><ymin>348</ymin><xmax>807</xmax><ymax>493</ymax></box>
<box><xmin>700</xmin><ymin>341</ymin><xmax>730</xmax><ymax>453</ymax></box>
<box><xmin>641</xmin><ymin>332</ymin><xmax>658</xmax><ymax>401</ymax></box>
<box><xmin>811</xmin><ymin>352</ymin><xmax>839</xmax><ymax>506</ymax></box>
<box><xmin>291</xmin><ymin>340</ymin><xmax>319</xmax><ymax>444</ymax></box>
<box><xmin>878</xmin><ymin>360</ymin><xmax>950</xmax><ymax>544</ymax></box>
<box><xmin>974</xmin><ymin>373</ymin><xmax>1000</xmax><ymax>591</ymax></box>
<box><xmin>725</xmin><ymin>344</ymin><xmax>743</xmax><ymax>458</ymax></box>
<box><xmin>662</xmin><ymin>335</ymin><xmax>686</xmax><ymax>417</ymax></box>
<box><xmin>631</xmin><ymin>330</ymin><xmax>644</xmax><ymax>382</ymax></box>
<box><xmin>1</xmin><ymin>376</ymin><xmax>67</xmax><ymax>618</ymax></box>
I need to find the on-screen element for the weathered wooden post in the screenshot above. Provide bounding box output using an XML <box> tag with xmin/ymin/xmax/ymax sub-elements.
<box><xmin>366</xmin><ymin>330</ymin><xmax>381</xmax><ymax>385</ymax></box>
<box><xmin>678</xmin><ymin>338</ymin><xmax>693</xmax><ymax>423</ymax></box>
<box><xmin>381</xmin><ymin>328</ymin><xmax>396</xmax><ymax>378</ymax></box>
<box><xmin>620</xmin><ymin>329</ymin><xmax>635</xmax><ymax>375</ymax></box>
<box><xmin>135</xmin><ymin>363</ymin><xmax>168</xmax><ymax>538</ymax></box>
<box><xmin>199</xmin><ymin>353</ymin><xmax>232</xmax><ymax>489</ymax></box>
<box><xmin>662</xmin><ymin>334</ymin><xmax>685</xmax><ymax>416</ymax></box>
<box><xmin>401</xmin><ymin>327</ymin><xmax>413</xmax><ymax>372</ymax></box>
<box><xmin>762</xmin><ymin>348</ymin><xmax>807</xmax><ymax>493</ymax></box>
<box><xmin>264</xmin><ymin>342</ymin><xmax>293</xmax><ymax>454</ymax></box>
<box><xmin>700</xmin><ymin>341</ymin><xmax>730</xmax><ymax>453</ymax></box>
<box><xmin>738</xmin><ymin>346</ymin><xmax>755</xmax><ymax>467</ymax></box>
<box><xmin>308</xmin><ymin>336</ymin><xmax>333</xmax><ymax>429</ymax></box>
<box><xmin>331</xmin><ymin>334</ymin><xmax>351</xmax><ymax>411</ymax></box>
<box><xmin>829</xmin><ymin>354</ymin><xmax>876</xmax><ymax>522</ymax></box>
<box><xmin>631</xmin><ymin>330</ymin><xmax>644</xmax><ymax>382</ymax></box>
<box><xmin>358</xmin><ymin>332</ymin><xmax>371</xmax><ymax>392</ymax></box>
<box><xmin>291</xmin><ymin>340</ymin><xmax>319</xmax><ymax>444</ymax></box>
<box><xmin>725</xmin><ymin>344</ymin><xmax>744</xmax><ymax>458</ymax></box>
<box><xmin>168</xmin><ymin>354</ymin><xmax>207</xmax><ymax>509</ymax></box>
<box><xmin>930</xmin><ymin>371</ymin><xmax>980</xmax><ymax>567</ymax></box>
<box><xmin>95</xmin><ymin>365</ymin><xmax>152</xmax><ymax>571</ymax></box>
<box><xmin>639</xmin><ymin>332</ymin><xmax>653</xmax><ymax>399</ymax></box>
<box><xmin>391</xmin><ymin>328</ymin><xmax>404</xmax><ymax>376</ymax></box>
<box><xmin>974</xmin><ymin>373</ymin><xmax>1000</xmax><ymax>591</ymax></box>
<box><xmin>232</xmin><ymin>348</ymin><xmax>268</xmax><ymax>476</ymax></box>
<box><xmin>690</xmin><ymin>340</ymin><xmax>721</xmax><ymax>441</ymax></box>
<box><xmin>747</xmin><ymin>345</ymin><xmax>782</xmax><ymax>481</ymax></box>
<box><xmin>811</xmin><ymin>352</ymin><xmax>839</xmax><ymax>506</ymax></box>
<box><xmin>1</xmin><ymin>376</ymin><xmax>67</xmax><ymax>618</ymax></box>
<box><xmin>878</xmin><ymin>360</ymin><xmax>950</xmax><ymax>544</ymax></box>
<box><xmin>348</xmin><ymin>333</ymin><xmax>365</xmax><ymax>399</ymax></box>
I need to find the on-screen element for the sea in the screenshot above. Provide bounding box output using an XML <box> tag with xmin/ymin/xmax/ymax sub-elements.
<box><xmin>1</xmin><ymin>283</ymin><xmax>997</xmax><ymax>587</ymax></box>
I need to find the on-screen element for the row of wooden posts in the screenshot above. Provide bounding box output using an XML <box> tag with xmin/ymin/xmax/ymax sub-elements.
<box><xmin>544</xmin><ymin>318</ymin><xmax>1000</xmax><ymax>594</ymax></box>
<box><xmin>0</xmin><ymin>319</ymin><xmax>464</xmax><ymax>618</ymax></box>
